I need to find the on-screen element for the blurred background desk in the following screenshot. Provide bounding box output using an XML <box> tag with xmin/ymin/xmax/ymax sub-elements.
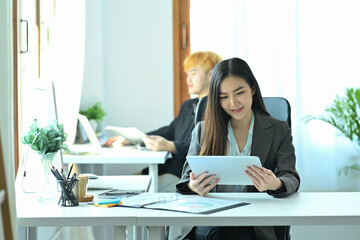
<box><xmin>63</xmin><ymin>147</ymin><xmax>169</xmax><ymax>192</ymax></box>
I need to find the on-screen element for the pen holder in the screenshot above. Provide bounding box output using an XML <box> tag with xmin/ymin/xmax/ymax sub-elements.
<box><xmin>57</xmin><ymin>178</ymin><xmax>79</xmax><ymax>207</ymax></box>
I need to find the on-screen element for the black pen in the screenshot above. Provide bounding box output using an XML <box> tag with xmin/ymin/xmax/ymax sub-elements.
<box><xmin>69</xmin><ymin>173</ymin><xmax>77</xmax><ymax>189</ymax></box>
<box><xmin>67</xmin><ymin>163</ymin><xmax>74</xmax><ymax>179</ymax></box>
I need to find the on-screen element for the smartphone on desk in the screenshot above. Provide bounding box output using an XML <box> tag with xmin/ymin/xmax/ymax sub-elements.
<box><xmin>98</xmin><ymin>189</ymin><xmax>144</xmax><ymax>199</ymax></box>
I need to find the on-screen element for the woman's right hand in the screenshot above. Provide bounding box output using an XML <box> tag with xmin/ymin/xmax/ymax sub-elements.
<box><xmin>103</xmin><ymin>136</ymin><xmax>130</xmax><ymax>147</ymax></box>
<box><xmin>188</xmin><ymin>172</ymin><xmax>220</xmax><ymax>197</ymax></box>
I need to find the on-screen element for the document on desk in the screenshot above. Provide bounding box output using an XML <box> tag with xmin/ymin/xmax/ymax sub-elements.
<box><xmin>105</xmin><ymin>125</ymin><xmax>146</xmax><ymax>146</ymax></box>
<box><xmin>119</xmin><ymin>193</ymin><xmax>249</xmax><ymax>214</ymax></box>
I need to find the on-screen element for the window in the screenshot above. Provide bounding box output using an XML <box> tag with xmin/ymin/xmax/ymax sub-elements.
<box><xmin>187</xmin><ymin>0</ymin><xmax>360</xmax><ymax>191</ymax></box>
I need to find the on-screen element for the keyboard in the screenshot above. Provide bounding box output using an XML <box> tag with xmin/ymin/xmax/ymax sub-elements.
<box><xmin>87</xmin><ymin>179</ymin><xmax>116</xmax><ymax>190</ymax></box>
<box><xmin>87</xmin><ymin>175</ymin><xmax>152</xmax><ymax>191</ymax></box>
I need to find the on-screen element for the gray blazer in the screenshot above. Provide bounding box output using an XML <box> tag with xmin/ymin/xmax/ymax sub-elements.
<box><xmin>171</xmin><ymin>110</ymin><xmax>300</xmax><ymax>240</ymax></box>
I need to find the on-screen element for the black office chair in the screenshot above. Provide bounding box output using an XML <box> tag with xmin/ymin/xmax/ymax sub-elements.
<box><xmin>193</xmin><ymin>96</ymin><xmax>292</xmax><ymax>240</ymax></box>
<box><xmin>194</xmin><ymin>96</ymin><xmax>208</xmax><ymax>125</ymax></box>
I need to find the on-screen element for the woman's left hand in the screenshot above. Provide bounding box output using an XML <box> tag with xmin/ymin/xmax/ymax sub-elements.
<box><xmin>245</xmin><ymin>166</ymin><xmax>283</xmax><ymax>192</ymax></box>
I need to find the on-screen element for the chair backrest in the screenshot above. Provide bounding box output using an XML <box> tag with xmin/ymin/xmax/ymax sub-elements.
<box><xmin>194</xmin><ymin>96</ymin><xmax>208</xmax><ymax>125</ymax></box>
<box><xmin>194</xmin><ymin>96</ymin><xmax>291</xmax><ymax>130</ymax></box>
<box><xmin>263</xmin><ymin>97</ymin><xmax>291</xmax><ymax>129</ymax></box>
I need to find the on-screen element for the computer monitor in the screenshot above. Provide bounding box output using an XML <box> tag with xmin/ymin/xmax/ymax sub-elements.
<box><xmin>22</xmin><ymin>79</ymin><xmax>58</xmax><ymax>130</ymax></box>
<box><xmin>21</xmin><ymin>79</ymin><xmax>64</xmax><ymax>173</ymax></box>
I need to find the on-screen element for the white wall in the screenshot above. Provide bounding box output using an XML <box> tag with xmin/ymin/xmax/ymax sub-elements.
<box><xmin>81</xmin><ymin>0</ymin><xmax>174</xmax><ymax>133</ymax></box>
<box><xmin>79</xmin><ymin>0</ymin><xmax>173</xmax><ymax>175</ymax></box>
<box><xmin>81</xmin><ymin>0</ymin><xmax>104</xmax><ymax>110</ymax></box>
<box><xmin>0</xmin><ymin>0</ymin><xmax>18</xmax><ymax>239</ymax></box>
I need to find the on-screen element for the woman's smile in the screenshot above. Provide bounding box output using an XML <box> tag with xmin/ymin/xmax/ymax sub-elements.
<box><xmin>231</xmin><ymin>107</ymin><xmax>243</xmax><ymax>113</ymax></box>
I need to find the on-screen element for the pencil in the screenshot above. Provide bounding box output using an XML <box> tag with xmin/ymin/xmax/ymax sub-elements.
<box><xmin>52</xmin><ymin>165</ymin><xmax>64</xmax><ymax>180</ymax></box>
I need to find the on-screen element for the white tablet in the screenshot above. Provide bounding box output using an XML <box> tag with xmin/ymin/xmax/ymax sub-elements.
<box><xmin>186</xmin><ymin>156</ymin><xmax>262</xmax><ymax>185</ymax></box>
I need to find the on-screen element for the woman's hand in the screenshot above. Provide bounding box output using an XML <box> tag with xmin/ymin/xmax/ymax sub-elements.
<box><xmin>245</xmin><ymin>166</ymin><xmax>283</xmax><ymax>192</ymax></box>
<box><xmin>142</xmin><ymin>135</ymin><xmax>176</xmax><ymax>153</ymax></box>
<box><xmin>103</xmin><ymin>136</ymin><xmax>129</xmax><ymax>147</ymax></box>
<box><xmin>188</xmin><ymin>172</ymin><xmax>220</xmax><ymax>197</ymax></box>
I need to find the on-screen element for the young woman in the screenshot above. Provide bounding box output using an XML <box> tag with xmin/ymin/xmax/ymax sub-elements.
<box><xmin>174</xmin><ymin>58</ymin><xmax>300</xmax><ymax>240</ymax></box>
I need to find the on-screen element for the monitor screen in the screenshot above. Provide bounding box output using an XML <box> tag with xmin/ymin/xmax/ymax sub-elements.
<box><xmin>21</xmin><ymin>79</ymin><xmax>64</xmax><ymax>175</ymax></box>
<box><xmin>22</xmin><ymin>79</ymin><xmax>57</xmax><ymax>129</ymax></box>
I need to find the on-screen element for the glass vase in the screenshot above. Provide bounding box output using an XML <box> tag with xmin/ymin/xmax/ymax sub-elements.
<box><xmin>36</xmin><ymin>152</ymin><xmax>58</xmax><ymax>203</ymax></box>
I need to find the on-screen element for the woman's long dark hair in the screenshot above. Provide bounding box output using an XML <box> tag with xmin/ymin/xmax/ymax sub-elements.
<box><xmin>200</xmin><ymin>57</ymin><xmax>269</xmax><ymax>156</ymax></box>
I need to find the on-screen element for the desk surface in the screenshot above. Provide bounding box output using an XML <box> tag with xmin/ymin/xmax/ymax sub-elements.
<box><xmin>135</xmin><ymin>192</ymin><xmax>360</xmax><ymax>226</ymax></box>
<box><xmin>63</xmin><ymin>146</ymin><xmax>169</xmax><ymax>164</ymax></box>
<box><xmin>17</xmin><ymin>191</ymin><xmax>360</xmax><ymax>227</ymax></box>
<box><xmin>16</xmin><ymin>175</ymin><xmax>150</xmax><ymax>227</ymax></box>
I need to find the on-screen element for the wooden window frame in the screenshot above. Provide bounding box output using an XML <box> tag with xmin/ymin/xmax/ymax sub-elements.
<box><xmin>13</xmin><ymin>0</ymin><xmax>19</xmax><ymax>175</ymax></box>
<box><xmin>173</xmin><ymin>0</ymin><xmax>190</xmax><ymax>117</ymax></box>
<box><xmin>0</xmin><ymin>132</ymin><xmax>14</xmax><ymax>240</ymax></box>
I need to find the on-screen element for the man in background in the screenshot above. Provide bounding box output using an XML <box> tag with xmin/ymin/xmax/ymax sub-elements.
<box><xmin>105</xmin><ymin>51</ymin><xmax>222</xmax><ymax>192</ymax></box>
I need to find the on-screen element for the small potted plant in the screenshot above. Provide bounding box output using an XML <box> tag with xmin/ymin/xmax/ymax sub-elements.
<box><xmin>22</xmin><ymin>119</ymin><xmax>70</xmax><ymax>203</ymax></box>
<box><xmin>79</xmin><ymin>102</ymin><xmax>106</xmax><ymax>133</ymax></box>
<box><xmin>305</xmin><ymin>87</ymin><xmax>360</xmax><ymax>174</ymax></box>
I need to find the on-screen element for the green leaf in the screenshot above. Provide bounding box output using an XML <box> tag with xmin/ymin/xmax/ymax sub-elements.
<box><xmin>338</xmin><ymin>163</ymin><xmax>360</xmax><ymax>175</ymax></box>
<box><xmin>355</xmin><ymin>89</ymin><xmax>360</xmax><ymax>107</ymax></box>
<box><xmin>304</xmin><ymin>87</ymin><xmax>360</xmax><ymax>153</ymax></box>
<box><xmin>21</xmin><ymin>119</ymin><xmax>69</xmax><ymax>154</ymax></box>
<box><xmin>79</xmin><ymin>102</ymin><xmax>106</xmax><ymax>121</ymax></box>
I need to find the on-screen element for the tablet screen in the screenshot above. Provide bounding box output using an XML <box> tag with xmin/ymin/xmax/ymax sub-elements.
<box><xmin>186</xmin><ymin>156</ymin><xmax>262</xmax><ymax>185</ymax></box>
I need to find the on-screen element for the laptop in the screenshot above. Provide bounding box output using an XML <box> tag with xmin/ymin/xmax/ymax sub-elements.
<box><xmin>66</xmin><ymin>114</ymin><xmax>106</xmax><ymax>154</ymax></box>
<box><xmin>186</xmin><ymin>156</ymin><xmax>262</xmax><ymax>185</ymax></box>
<box><xmin>68</xmin><ymin>114</ymin><xmax>148</xmax><ymax>154</ymax></box>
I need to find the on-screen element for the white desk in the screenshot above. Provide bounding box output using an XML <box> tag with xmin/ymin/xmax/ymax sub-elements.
<box><xmin>16</xmin><ymin>175</ymin><xmax>151</xmax><ymax>240</ymax></box>
<box><xmin>17</xmin><ymin>191</ymin><xmax>360</xmax><ymax>240</ymax></box>
<box><xmin>63</xmin><ymin>147</ymin><xmax>169</xmax><ymax>192</ymax></box>
<box><xmin>17</xmin><ymin>191</ymin><xmax>135</xmax><ymax>240</ymax></box>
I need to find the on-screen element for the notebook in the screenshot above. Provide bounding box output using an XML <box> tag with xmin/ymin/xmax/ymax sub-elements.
<box><xmin>186</xmin><ymin>156</ymin><xmax>262</xmax><ymax>185</ymax></box>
